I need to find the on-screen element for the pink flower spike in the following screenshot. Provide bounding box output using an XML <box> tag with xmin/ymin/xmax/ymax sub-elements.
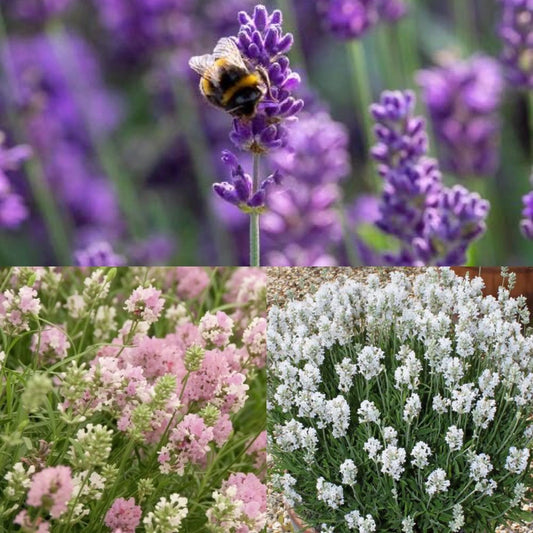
<box><xmin>27</xmin><ymin>466</ymin><xmax>73</xmax><ymax>518</ymax></box>
<box><xmin>104</xmin><ymin>497</ymin><xmax>142</xmax><ymax>533</ymax></box>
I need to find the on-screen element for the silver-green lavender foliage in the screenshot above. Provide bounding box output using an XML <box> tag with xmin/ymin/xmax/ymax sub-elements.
<box><xmin>268</xmin><ymin>268</ymin><xmax>533</xmax><ymax>532</ymax></box>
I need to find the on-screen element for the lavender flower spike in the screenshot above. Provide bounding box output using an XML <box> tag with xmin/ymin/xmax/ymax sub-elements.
<box><xmin>370</xmin><ymin>90</ymin><xmax>490</xmax><ymax>266</ymax></box>
<box><xmin>498</xmin><ymin>0</ymin><xmax>533</xmax><ymax>89</ymax></box>
<box><xmin>231</xmin><ymin>5</ymin><xmax>304</xmax><ymax>153</ymax></box>
<box><xmin>213</xmin><ymin>150</ymin><xmax>281</xmax><ymax>213</ymax></box>
<box><xmin>417</xmin><ymin>55</ymin><xmax>504</xmax><ymax>177</ymax></box>
<box><xmin>0</xmin><ymin>132</ymin><xmax>31</xmax><ymax>229</ymax></box>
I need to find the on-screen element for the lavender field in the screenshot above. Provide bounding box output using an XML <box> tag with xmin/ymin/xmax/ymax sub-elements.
<box><xmin>0</xmin><ymin>0</ymin><xmax>531</xmax><ymax>266</ymax></box>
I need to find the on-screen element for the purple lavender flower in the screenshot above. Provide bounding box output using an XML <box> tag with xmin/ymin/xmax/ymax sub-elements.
<box><xmin>521</xmin><ymin>190</ymin><xmax>533</xmax><ymax>240</ymax></box>
<box><xmin>9</xmin><ymin>0</ymin><xmax>73</xmax><ymax>21</ymax></box>
<box><xmin>93</xmin><ymin>0</ymin><xmax>195</xmax><ymax>62</ymax></box>
<box><xmin>317</xmin><ymin>0</ymin><xmax>407</xmax><ymax>40</ymax></box>
<box><xmin>370</xmin><ymin>90</ymin><xmax>489</xmax><ymax>265</ymax></box>
<box><xmin>417</xmin><ymin>55</ymin><xmax>504</xmax><ymax>177</ymax></box>
<box><xmin>230</xmin><ymin>5</ymin><xmax>304</xmax><ymax>153</ymax></box>
<box><xmin>261</xmin><ymin>111</ymin><xmax>350</xmax><ymax>265</ymax></box>
<box><xmin>74</xmin><ymin>241</ymin><xmax>126</xmax><ymax>267</ymax></box>
<box><xmin>498</xmin><ymin>0</ymin><xmax>533</xmax><ymax>89</ymax></box>
<box><xmin>0</xmin><ymin>132</ymin><xmax>31</xmax><ymax>229</ymax></box>
<box><xmin>213</xmin><ymin>150</ymin><xmax>281</xmax><ymax>212</ymax></box>
<box><xmin>2</xmin><ymin>34</ymin><xmax>122</xmax><ymax>245</ymax></box>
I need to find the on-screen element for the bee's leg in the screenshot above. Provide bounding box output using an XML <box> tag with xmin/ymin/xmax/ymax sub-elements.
<box><xmin>257</xmin><ymin>66</ymin><xmax>273</xmax><ymax>99</ymax></box>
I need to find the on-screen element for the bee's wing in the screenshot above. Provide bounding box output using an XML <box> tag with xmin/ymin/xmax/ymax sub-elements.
<box><xmin>213</xmin><ymin>37</ymin><xmax>247</xmax><ymax>70</ymax></box>
<box><xmin>189</xmin><ymin>53</ymin><xmax>219</xmax><ymax>83</ymax></box>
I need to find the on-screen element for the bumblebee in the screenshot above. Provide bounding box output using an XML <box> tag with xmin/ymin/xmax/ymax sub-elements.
<box><xmin>189</xmin><ymin>37</ymin><xmax>269</xmax><ymax>118</ymax></box>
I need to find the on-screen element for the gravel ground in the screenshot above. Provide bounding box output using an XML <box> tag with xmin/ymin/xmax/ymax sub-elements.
<box><xmin>266</xmin><ymin>267</ymin><xmax>533</xmax><ymax>533</ymax></box>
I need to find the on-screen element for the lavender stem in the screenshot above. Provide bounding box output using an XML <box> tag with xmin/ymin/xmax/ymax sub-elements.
<box><xmin>250</xmin><ymin>153</ymin><xmax>261</xmax><ymax>267</ymax></box>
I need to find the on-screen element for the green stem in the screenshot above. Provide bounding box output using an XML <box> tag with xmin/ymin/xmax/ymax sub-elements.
<box><xmin>249</xmin><ymin>153</ymin><xmax>261</xmax><ymax>267</ymax></box>
<box><xmin>348</xmin><ymin>40</ymin><xmax>374</xmax><ymax>156</ymax></box>
<box><xmin>0</xmin><ymin>10</ymin><xmax>71</xmax><ymax>264</ymax></box>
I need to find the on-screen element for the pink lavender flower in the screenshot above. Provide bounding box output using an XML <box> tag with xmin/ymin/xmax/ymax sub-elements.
<box><xmin>0</xmin><ymin>132</ymin><xmax>31</xmax><ymax>229</ymax></box>
<box><xmin>27</xmin><ymin>466</ymin><xmax>73</xmax><ymax>518</ymax></box>
<box><xmin>370</xmin><ymin>90</ymin><xmax>489</xmax><ymax>265</ymax></box>
<box><xmin>172</xmin><ymin>267</ymin><xmax>210</xmax><ymax>300</ymax></box>
<box><xmin>318</xmin><ymin>0</ymin><xmax>407</xmax><ymax>40</ymax></box>
<box><xmin>242</xmin><ymin>317</ymin><xmax>266</xmax><ymax>367</ymax></box>
<box><xmin>498</xmin><ymin>0</ymin><xmax>533</xmax><ymax>89</ymax></box>
<box><xmin>207</xmin><ymin>473</ymin><xmax>267</xmax><ymax>532</ymax></box>
<box><xmin>124</xmin><ymin>286</ymin><xmax>165</xmax><ymax>324</ymax></box>
<box><xmin>0</xmin><ymin>286</ymin><xmax>41</xmax><ymax>335</ymax></box>
<box><xmin>417</xmin><ymin>55</ymin><xmax>504</xmax><ymax>177</ymax></box>
<box><xmin>199</xmin><ymin>311</ymin><xmax>234</xmax><ymax>348</ymax></box>
<box><xmin>521</xmin><ymin>189</ymin><xmax>533</xmax><ymax>239</ymax></box>
<box><xmin>14</xmin><ymin>510</ymin><xmax>50</xmax><ymax>533</ymax></box>
<box><xmin>105</xmin><ymin>497</ymin><xmax>142</xmax><ymax>533</ymax></box>
<box><xmin>158</xmin><ymin>414</ymin><xmax>214</xmax><ymax>474</ymax></box>
<box><xmin>31</xmin><ymin>325</ymin><xmax>70</xmax><ymax>364</ymax></box>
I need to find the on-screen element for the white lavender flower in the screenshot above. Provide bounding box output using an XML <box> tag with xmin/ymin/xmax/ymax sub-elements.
<box><xmin>364</xmin><ymin>437</ymin><xmax>383</xmax><ymax>461</ymax></box>
<box><xmin>401</xmin><ymin>516</ymin><xmax>415</xmax><ymax>533</ymax></box>
<box><xmin>445</xmin><ymin>425</ymin><xmax>464</xmax><ymax>452</ymax></box>
<box><xmin>403</xmin><ymin>393</ymin><xmax>422</xmax><ymax>423</ymax></box>
<box><xmin>383</xmin><ymin>426</ymin><xmax>398</xmax><ymax>446</ymax></box>
<box><xmin>340</xmin><ymin>459</ymin><xmax>358</xmax><ymax>486</ymax></box>
<box><xmin>358</xmin><ymin>400</ymin><xmax>381</xmax><ymax>424</ymax></box>
<box><xmin>432</xmin><ymin>394</ymin><xmax>449</xmax><ymax>414</ymax></box>
<box><xmin>472</xmin><ymin>397</ymin><xmax>497</xmax><ymax>429</ymax></box>
<box><xmin>272</xmin><ymin>473</ymin><xmax>302</xmax><ymax>507</ymax></box>
<box><xmin>357</xmin><ymin>346</ymin><xmax>385</xmax><ymax>380</ymax></box>
<box><xmin>425</xmin><ymin>468</ymin><xmax>450</xmax><ymax>496</ymax></box>
<box><xmin>345</xmin><ymin>510</ymin><xmax>376</xmax><ymax>532</ymax></box>
<box><xmin>336</xmin><ymin>358</ymin><xmax>358</xmax><ymax>393</ymax></box>
<box><xmin>380</xmin><ymin>445</ymin><xmax>407</xmax><ymax>481</ymax></box>
<box><xmin>505</xmin><ymin>447</ymin><xmax>530</xmax><ymax>474</ymax></box>
<box><xmin>510</xmin><ymin>482</ymin><xmax>527</xmax><ymax>507</ymax></box>
<box><xmin>469</xmin><ymin>452</ymin><xmax>493</xmax><ymax>481</ymax></box>
<box><xmin>316</xmin><ymin>477</ymin><xmax>344</xmax><ymax>510</ymax></box>
<box><xmin>475</xmin><ymin>478</ymin><xmax>497</xmax><ymax>496</ymax></box>
<box><xmin>449</xmin><ymin>504</ymin><xmax>465</xmax><ymax>532</ymax></box>
<box><xmin>451</xmin><ymin>383</ymin><xmax>478</xmax><ymax>414</ymax></box>
<box><xmin>411</xmin><ymin>441</ymin><xmax>432</xmax><ymax>469</ymax></box>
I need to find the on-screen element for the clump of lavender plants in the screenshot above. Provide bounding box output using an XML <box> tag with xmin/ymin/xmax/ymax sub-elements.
<box><xmin>417</xmin><ymin>55</ymin><xmax>504</xmax><ymax>177</ymax></box>
<box><xmin>0</xmin><ymin>266</ymin><xmax>266</xmax><ymax>532</ymax></box>
<box><xmin>370</xmin><ymin>90</ymin><xmax>490</xmax><ymax>265</ymax></box>
<box><xmin>269</xmin><ymin>268</ymin><xmax>533</xmax><ymax>532</ymax></box>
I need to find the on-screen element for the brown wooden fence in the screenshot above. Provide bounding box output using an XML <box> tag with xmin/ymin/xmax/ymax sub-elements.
<box><xmin>452</xmin><ymin>267</ymin><xmax>533</xmax><ymax>313</ymax></box>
